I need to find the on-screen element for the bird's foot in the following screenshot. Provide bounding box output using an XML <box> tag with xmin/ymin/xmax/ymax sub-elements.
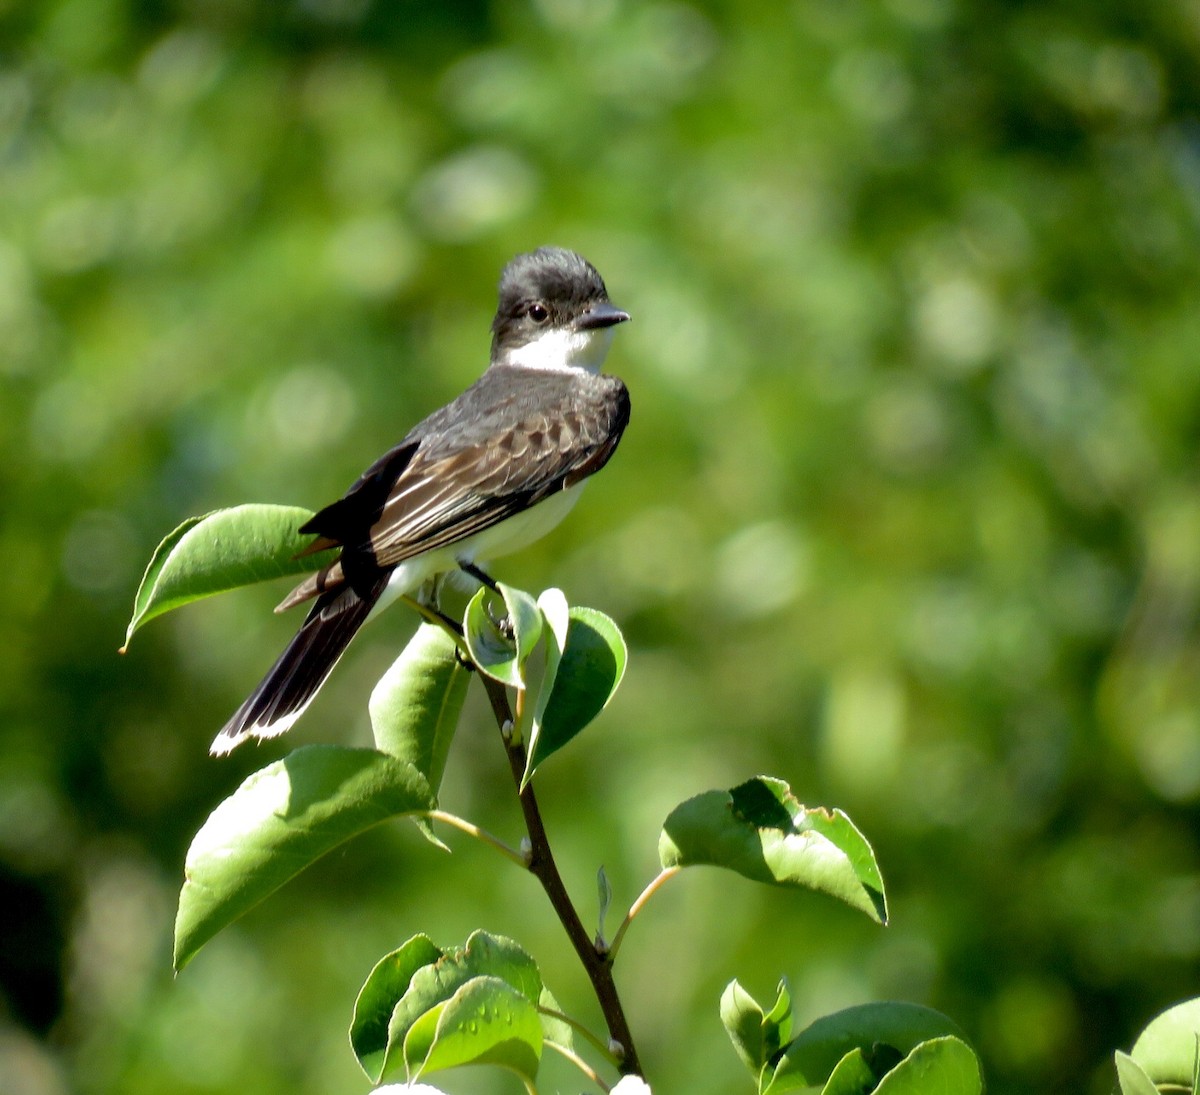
<box><xmin>458</xmin><ymin>561</ymin><xmax>513</xmax><ymax>637</ymax></box>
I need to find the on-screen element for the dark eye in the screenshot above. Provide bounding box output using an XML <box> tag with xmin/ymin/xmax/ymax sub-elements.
<box><xmin>528</xmin><ymin>302</ymin><xmax>549</xmax><ymax>323</ymax></box>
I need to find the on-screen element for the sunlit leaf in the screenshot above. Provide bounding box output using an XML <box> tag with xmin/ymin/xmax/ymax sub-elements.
<box><xmin>515</xmin><ymin>587</ymin><xmax>570</xmax><ymax>746</ymax></box>
<box><xmin>871</xmin><ymin>1037</ymin><xmax>982</xmax><ymax>1094</ymax></box>
<box><xmin>369</xmin><ymin>622</ymin><xmax>470</xmax><ymax>799</ymax></box>
<box><xmin>377</xmin><ymin>930</ymin><xmax>542</xmax><ymax>1083</ymax></box>
<box><xmin>763</xmin><ymin>978</ymin><xmax>794</xmax><ymax>1049</ymax></box>
<box><xmin>1130</xmin><ymin>995</ymin><xmax>1200</xmax><ymax>1089</ymax></box>
<box><xmin>658</xmin><ymin>777</ymin><xmax>887</xmax><ymax>923</ymax></box>
<box><xmin>406</xmin><ymin>975</ymin><xmax>542</xmax><ymax>1082</ymax></box>
<box><xmin>1115</xmin><ymin>1052</ymin><xmax>1160</xmax><ymax>1095</ymax></box>
<box><xmin>174</xmin><ymin>746</ymin><xmax>432</xmax><ymax>969</ymax></box>
<box><xmin>723</xmin><ymin>978</ymin><xmax>793</xmax><ymax>1087</ymax></box>
<box><xmin>762</xmin><ymin>1003</ymin><xmax>971</xmax><ymax>1093</ymax></box>
<box><xmin>721</xmin><ymin>979</ymin><xmax>767</xmax><ymax>1076</ymax></box>
<box><xmin>351</xmin><ymin>935</ymin><xmax>445</xmax><ymax>1082</ymax></box>
<box><xmin>820</xmin><ymin>1048</ymin><xmax>877</xmax><ymax>1095</ymax></box>
<box><xmin>523</xmin><ymin>606</ymin><xmax>627</xmax><ymax>784</ymax></box>
<box><xmin>122</xmin><ymin>505</ymin><xmax>336</xmax><ymax>649</ymax></box>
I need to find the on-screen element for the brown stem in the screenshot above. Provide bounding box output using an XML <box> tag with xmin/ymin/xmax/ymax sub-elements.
<box><xmin>478</xmin><ymin>674</ymin><xmax>643</xmax><ymax>1078</ymax></box>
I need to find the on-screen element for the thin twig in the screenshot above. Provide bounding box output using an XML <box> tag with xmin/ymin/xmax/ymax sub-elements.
<box><xmin>607</xmin><ymin>866</ymin><xmax>681</xmax><ymax>962</ymax></box>
<box><xmin>424</xmin><ymin>809</ymin><xmax>528</xmax><ymax>867</ymax></box>
<box><xmin>545</xmin><ymin>1038</ymin><xmax>611</xmax><ymax>1092</ymax></box>
<box><xmin>538</xmin><ymin>1005</ymin><xmax>621</xmax><ymax>1066</ymax></box>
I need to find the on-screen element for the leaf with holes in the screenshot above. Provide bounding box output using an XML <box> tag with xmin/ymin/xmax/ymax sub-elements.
<box><xmin>659</xmin><ymin>777</ymin><xmax>887</xmax><ymax>923</ymax></box>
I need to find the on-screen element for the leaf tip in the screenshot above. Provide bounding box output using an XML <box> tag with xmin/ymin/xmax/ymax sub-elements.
<box><xmin>869</xmin><ymin>886</ymin><xmax>889</xmax><ymax>925</ymax></box>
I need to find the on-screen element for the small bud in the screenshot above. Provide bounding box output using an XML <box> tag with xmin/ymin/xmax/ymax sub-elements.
<box><xmin>611</xmin><ymin>1077</ymin><xmax>651</xmax><ymax>1095</ymax></box>
<box><xmin>519</xmin><ymin>837</ymin><xmax>533</xmax><ymax>865</ymax></box>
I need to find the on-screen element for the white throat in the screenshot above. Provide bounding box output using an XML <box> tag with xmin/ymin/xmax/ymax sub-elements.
<box><xmin>500</xmin><ymin>325</ymin><xmax>616</xmax><ymax>374</ymax></box>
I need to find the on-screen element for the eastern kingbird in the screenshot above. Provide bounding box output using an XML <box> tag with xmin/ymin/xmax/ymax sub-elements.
<box><xmin>211</xmin><ymin>247</ymin><xmax>631</xmax><ymax>755</ymax></box>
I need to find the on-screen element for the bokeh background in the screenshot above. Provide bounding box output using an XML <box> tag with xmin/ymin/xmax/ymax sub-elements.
<box><xmin>4</xmin><ymin>0</ymin><xmax>1200</xmax><ymax>1092</ymax></box>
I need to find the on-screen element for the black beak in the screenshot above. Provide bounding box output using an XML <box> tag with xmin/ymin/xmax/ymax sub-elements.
<box><xmin>575</xmin><ymin>301</ymin><xmax>631</xmax><ymax>331</ymax></box>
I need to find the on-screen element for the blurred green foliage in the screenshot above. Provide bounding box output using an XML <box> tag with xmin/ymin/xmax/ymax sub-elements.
<box><xmin>3</xmin><ymin>0</ymin><xmax>1200</xmax><ymax>1092</ymax></box>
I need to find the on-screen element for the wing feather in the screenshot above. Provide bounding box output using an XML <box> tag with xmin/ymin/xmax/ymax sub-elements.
<box><xmin>280</xmin><ymin>368</ymin><xmax>629</xmax><ymax>609</ymax></box>
<box><xmin>361</xmin><ymin>375</ymin><xmax>628</xmax><ymax>567</ymax></box>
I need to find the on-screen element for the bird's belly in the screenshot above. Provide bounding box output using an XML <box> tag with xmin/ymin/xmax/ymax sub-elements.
<box><xmin>378</xmin><ymin>483</ymin><xmax>586</xmax><ymax>610</ymax></box>
<box><xmin>459</xmin><ymin>482</ymin><xmax>585</xmax><ymax>565</ymax></box>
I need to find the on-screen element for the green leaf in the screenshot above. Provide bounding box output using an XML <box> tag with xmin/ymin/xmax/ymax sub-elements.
<box><xmin>762</xmin><ymin>1003</ymin><xmax>971</xmax><ymax>1093</ymax></box>
<box><xmin>406</xmin><ymin>975</ymin><xmax>542</xmax><ymax>1082</ymax></box>
<box><xmin>401</xmin><ymin>1002</ymin><xmax>445</xmax><ymax>1078</ymax></box>
<box><xmin>122</xmin><ymin>504</ymin><xmax>336</xmax><ymax>649</ymax></box>
<box><xmin>523</xmin><ymin>606</ymin><xmax>627</xmax><ymax>783</ymax></box>
<box><xmin>174</xmin><ymin>746</ymin><xmax>433</xmax><ymax>970</ymax></box>
<box><xmin>1130</xmin><ymin>996</ymin><xmax>1200</xmax><ymax>1088</ymax></box>
<box><xmin>722</xmin><ymin>978</ymin><xmax>793</xmax><ymax>1083</ymax></box>
<box><xmin>597</xmin><ymin>864</ymin><xmax>613</xmax><ymax>941</ymax></box>
<box><xmin>764</xmin><ymin>978</ymin><xmax>794</xmax><ymax>1051</ymax></box>
<box><xmin>351</xmin><ymin>935</ymin><xmax>445</xmax><ymax>1082</ymax></box>
<box><xmin>658</xmin><ymin>777</ymin><xmax>887</xmax><ymax>923</ymax></box>
<box><xmin>517</xmin><ymin>587</ymin><xmax>570</xmax><ymax>746</ymax></box>
<box><xmin>1115</xmin><ymin>1052</ymin><xmax>1161</xmax><ymax>1095</ymax></box>
<box><xmin>820</xmin><ymin>1048</ymin><xmax>877</xmax><ymax>1095</ymax></box>
<box><xmin>721</xmin><ymin>979</ymin><xmax>767</xmax><ymax>1076</ymax></box>
<box><xmin>463</xmin><ymin>582</ymin><xmax>543</xmax><ymax>689</ymax></box>
<box><xmin>871</xmin><ymin>1037</ymin><xmax>982</xmax><ymax>1095</ymax></box>
<box><xmin>369</xmin><ymin>623</ymin><xmax>470</xmax><ymax>794</ymax></box>
<box><xmin>378</xmin><ymin>930</ymin><xmax>543</xmax><ymax>1083</ymax></box>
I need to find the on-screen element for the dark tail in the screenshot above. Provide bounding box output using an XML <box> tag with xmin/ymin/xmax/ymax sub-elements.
<box><xmin>210</xmin><ymin>578</ymin><xmax>386</xmax><ymax>755</ymax></box>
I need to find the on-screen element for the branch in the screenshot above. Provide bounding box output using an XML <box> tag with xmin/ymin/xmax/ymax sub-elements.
<box><xmin>477</xmin><ymin>673</ymin><xmax>644</xmax><ymax>1078</ymax></box>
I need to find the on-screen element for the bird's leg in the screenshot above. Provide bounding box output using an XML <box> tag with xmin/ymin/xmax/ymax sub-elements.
<box><xmin>458</xmin><ymin>562</ymin><xmax>514</xmax><ymax>640</ymax></box>
<box><xmin>453</xmin><ymin>645</ymin><xmax>476</xmax><ymax>671</ymax></box>
<box><xmin>458</xmin><ymin>561</ymin><xmax>499</xmax><ymax>592</ymax></box>
<box><xmin>411</xmin><ymin>576</ymin><xmax>468</xmax><ymax>640</ymax></box>
<box><xmin>427</xmin><ymin>572</ymin><xmax>450</xmax><ymax>612</ymax></box>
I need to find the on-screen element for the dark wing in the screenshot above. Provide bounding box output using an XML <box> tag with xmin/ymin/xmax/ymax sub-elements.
<box><xmin>281</xmin><ymin>367</ymin><xmax>629</xmax><ymax>606</ymax></box>
<box><xmin>364</xmin><ymin>378</ymin><xmax>628</xmax><ymax>566</ymax></box>
<box><xmin>298</xmin><ymin>439</ymin><xmax>420</xmax><ymax>548</ymax></box>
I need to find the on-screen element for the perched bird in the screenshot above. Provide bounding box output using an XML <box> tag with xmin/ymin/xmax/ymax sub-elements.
<box><xmin>211</xmin><ymin>247</ymin><xmax>631</xmax><ymax>755</ymax></box>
